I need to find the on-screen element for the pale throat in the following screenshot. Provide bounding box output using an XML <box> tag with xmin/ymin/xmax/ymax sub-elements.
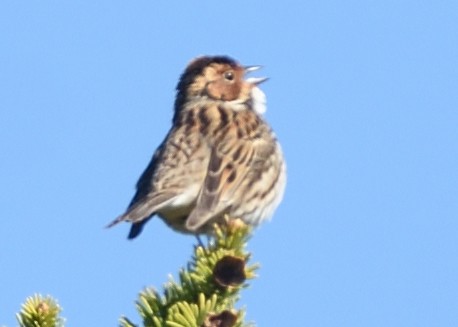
<box><xmin>249</xmin><ymin>86</ymin><xmax>267</xmax><ymax>115</ymax></box>
<box><xmin>227</xmin><ymin>86</ymin><xmax>267</xmax><ymax>114</ymax></box>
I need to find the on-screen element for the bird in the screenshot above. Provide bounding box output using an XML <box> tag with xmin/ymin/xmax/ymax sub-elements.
<box><xmin>107</xmin><ymin>55</ymin><xmax>286</xmax><ymax>239</ymax></box>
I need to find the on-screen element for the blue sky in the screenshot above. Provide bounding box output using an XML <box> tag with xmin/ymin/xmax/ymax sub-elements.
<box><xmin>1</xmin><ymin>1</ymin><xmax>457</xmax><ymax>326</ymax></box>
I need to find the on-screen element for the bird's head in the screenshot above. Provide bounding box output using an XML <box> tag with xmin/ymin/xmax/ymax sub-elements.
<box><xmin>175</xmin><ymin>55</ymin><xmax>267</xmax><ymax>114</ymax></box>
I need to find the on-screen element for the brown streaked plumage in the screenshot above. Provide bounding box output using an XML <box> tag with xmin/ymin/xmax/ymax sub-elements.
<box><xmin>108</xmin><ymin>55</ymin><xmax>286</xmax><ymax>239</ymax></box>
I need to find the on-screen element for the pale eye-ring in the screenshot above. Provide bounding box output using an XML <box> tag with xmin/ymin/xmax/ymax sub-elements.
<box><xmin>224</xmin><ymin>71</ymin><xmax>234</xmax><ymax>81</ymax></box>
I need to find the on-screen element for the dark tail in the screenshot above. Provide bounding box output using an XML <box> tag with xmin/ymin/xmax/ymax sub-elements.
<box><xmin>127</xmin><ymin>218</ymin><xmax>151</xmax><ymax>239</ymax></box>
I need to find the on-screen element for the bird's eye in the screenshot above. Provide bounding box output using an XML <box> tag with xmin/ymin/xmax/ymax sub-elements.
<box><xmin>224</xmin><ymin>71</ymin><xmax>234</xmax><ymax>81</ymax></box>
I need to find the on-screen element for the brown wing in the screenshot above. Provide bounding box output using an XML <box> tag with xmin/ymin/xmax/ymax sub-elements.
<box><xmin>185</xmin><ymin>130</ymin><xmax>276</xmax><ymax>231</ymax></box>
<box><xmin>107</xmin><ymin>123</ymin><xmax>208</xmax><ymax>237</ymax></box>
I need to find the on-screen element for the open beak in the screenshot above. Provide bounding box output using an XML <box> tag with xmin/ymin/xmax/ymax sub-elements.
<box><xmin>244</xmin><ymin>65</ymin><xmax>269</xmax><ymax>85</ymax></box>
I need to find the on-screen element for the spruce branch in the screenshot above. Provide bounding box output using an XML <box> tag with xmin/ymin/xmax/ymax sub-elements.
<box><xmin>16</xmin><ymin>294</ymin><xmax>64</xmax><ymax>327</ymax></box>
<box><xmin>120</xmin><ymin>219</ymin><xmax>258</xmax><ymax>327</ymax></box>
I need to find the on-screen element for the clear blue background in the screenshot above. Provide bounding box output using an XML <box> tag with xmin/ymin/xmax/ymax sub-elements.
<box><xmin>1</xmin><ymin>1</ymin><xmax>457</xmax><ymax>326</ymax></box>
